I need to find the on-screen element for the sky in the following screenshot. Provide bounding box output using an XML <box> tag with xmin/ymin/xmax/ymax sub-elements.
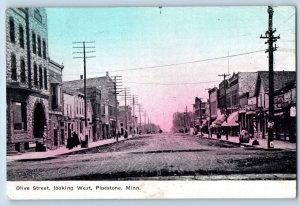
<box><xmin>46</xmin><ymin>7</ymin><xmax>295</xmax><ymax>132</ymax></box>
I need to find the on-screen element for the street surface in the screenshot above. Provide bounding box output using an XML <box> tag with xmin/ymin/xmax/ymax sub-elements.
<box><xmin>7</xmin><ymin>133</ymin><xmax>296</xmax><ymax>181</ymax></box>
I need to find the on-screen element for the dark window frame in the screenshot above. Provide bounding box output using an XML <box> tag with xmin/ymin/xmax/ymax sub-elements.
<box><xmin>20</xmin><ymin>58</ymin><xmax>26</xmax><ymax>83</ymax></box>
<box><xmin>44</xmin><ymin>68</ymin><xmax>47</xmax><ymax>89</ymax></box>
<box><xmin>37</xmin><ymin>36</ymin><xmax>41</xmax><ymax>57</ymax></box>
<box><xmin>33</xmin><ymin>63</ymin><xmax>38</xmax><ymax>86</ymax></box>
<box><xmin>9</xmin><ymin>17</ymin><xmax>15</xmax><ymax>43</ymax></box>
<box><xmin>11</xmin><ymin>53</ymin><xmax>17</xmax><ymax>80</ymax></box>
<box><xmin>32</xmin><ymin>32</ymin><xmax>36</xmax><ymax>54</ymax></box>
<box><xmin>42</xmin><ymin>39</ymin><xmax>46</xmax><ymax>59</ymax></box>
<box><xmin>39</xmin><ymin>65</ymin><xmax>43</xmax><ymax>89</ymax></box>
<box><xmin>19</xmin><ymin>25</ymin><xmax>24</xmax><ymax>48</ymax></box>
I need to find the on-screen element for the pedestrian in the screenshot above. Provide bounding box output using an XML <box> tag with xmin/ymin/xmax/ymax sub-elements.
<box><xmin>124</xmin><ymin>130</ymin><xmax>128</xmax><ymax>139</ymax></box>
<box><xmin>66</xmin><ymin>128</ymin><xmax>73</xmax><ymax>149</ymax></box>
<box><xmin>72</xmin><ymin>131</ymin><xmax>80</xmax><ymax>147</ymax></box>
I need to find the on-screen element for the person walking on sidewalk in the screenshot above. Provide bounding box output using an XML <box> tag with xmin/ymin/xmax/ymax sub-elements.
<box><xmin>124</xmin><ymin>130</ymin><xmax>128</xmax><ymax>139</ymax></box>
<box><xmin>66</xmin><ymin>127</ymin><xmax>73</xmax><ymax>149</ymax></box>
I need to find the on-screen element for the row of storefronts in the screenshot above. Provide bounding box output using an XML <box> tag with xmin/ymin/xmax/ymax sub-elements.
<box><xmin>198</xmin><ymin>71</ymin><xmax>296</xmax><ymax>143</ymax></box>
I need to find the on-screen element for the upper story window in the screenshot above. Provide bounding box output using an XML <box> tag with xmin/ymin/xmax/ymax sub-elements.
<box><xmin>19</xmin><ymin>25</ymin><xmax>24</xmax><ymax>48</ymax></box>
<box><xmin>42</xmin><ymin>40</ymin><xmax>46</xmax><ymax>59</ymax></box>
<box><xmin>32</xmin><ymin>32</ymin><xmax>36</xmax><ymax>54</ymax></box>
<box><xmin>39</xmin><ymin>65</ymin><xmax>43</xmax><ymax>89</ymax></box>
<box><xmin>11</xmin><ymin>53</ymin><xmax>17</xmax><ymax>80</ymax></box>
<box><xmin>37</xmin><ymin>36</ymin><xmax>41</xmax><ymax>57</ymax></box>
<box><xmin>34</xmin><ymin>9</ymin><xmax>42</xmax><ymax>23</ymax></box>
<box><xmin>9</xmin><ymin>17</ymin><xmax>15</xmax><ymax>43</ymax></box>
<box><xmin>44</xmin><ymin>68</ymin><xmax>47</xmax><ymax>90</ymax></box>
<box><xmin>52</xmin><ymin>86</ymin><xmax>57</xmax><ymax>109</ymax></box>
<box><xmin>20</xmin><ymin>59</ymin><xmax>26</xmax><ymax>83</ymax></box>
<box><xmin>33</xmin><ymin>63</ymin><xmax>38</xmax><ymax>86</ymax></box>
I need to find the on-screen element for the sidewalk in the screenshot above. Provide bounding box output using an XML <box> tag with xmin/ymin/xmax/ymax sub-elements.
<box><xmin>200</xmin><ymin>133</ymin><xmax>296</xmax><ymax>150</ymax></box>
<box><xmin>7</xmin><ymin>134</ymin><xmax>136</xmax><ymax>162</ymax></box>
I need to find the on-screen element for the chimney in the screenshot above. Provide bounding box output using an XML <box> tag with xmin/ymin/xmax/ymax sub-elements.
<box><xmin>106</xmin><ymin>72</ymin><xmax>109</xmax><ymax>77</ymax></box>
<box><xmin>80</xmin><ymin>75</ymin><xmax>83</xmax><ymax>80</ymax></box>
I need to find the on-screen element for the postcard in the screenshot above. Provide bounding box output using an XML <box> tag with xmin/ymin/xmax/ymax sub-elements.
<box><xmin>6</xmin><ymin>6</ymin><xmax>296</xmax><ymax>199</ymax></box>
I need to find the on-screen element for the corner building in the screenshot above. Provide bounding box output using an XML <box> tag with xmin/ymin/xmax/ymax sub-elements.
<box><xmin>6</xmin><ymin>8</ymin><xmax>50</xmax><ymax>154</ymax></box>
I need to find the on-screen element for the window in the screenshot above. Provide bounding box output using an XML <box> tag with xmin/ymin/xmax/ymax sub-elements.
<box><xmin>37</xmin><ymin>36</ymin><xmax>41</xmax><ymax>57</ymax></box>
<box><xmin>11</xmin><ymin>53</ymin><xmax>17</xmax><ymax>80</ymax></box>
<box><xmin>9</xmin><ymin>17</ymin><xmax>15</xmax><ymax>43</ymax></box>
<box><xmin>12</xmin><ymin>102</ymin><xmax>27</xmax><ymax>131</ymax></box>
<box><xmin>39</xmin><ymin>65</ymin><xmax>43</xmax><ymax>89</ymax></box>
<box><xmin>42</xmin><ymin>40</ymin><xmax>46</xmax><ymax>59</ymax></box>
<box><xmin>19</xmin><ymin>26</ymin><xmax>24</xmax><ymax>48</ymax></box>
<box><xmin>43</xmin><ymin>68</ymin><xmax>47</xmax><ymax>89</ymax></box>
<box><xmin>32</xmin><ymin>32</ymin><xmax>36</xmax><ymax>54</ymax></box>
<box><xmin>57</xmin><ymin>87</ymin><xmax>61</xmax><ymax>105</ymax></box>
<box><xmin>52</xmin><ymin>86</ymin><xmax>57</xmax><ymax>108</ymax></box>
<box><xmin>33</xmin><ymin>63</ymin><xmax>38</xmax><ymax>86</ymax></box>
<box><xmin>20</xmin><ymin>59</ymin><xmax>26</xmax><ymax>83</ymax></box>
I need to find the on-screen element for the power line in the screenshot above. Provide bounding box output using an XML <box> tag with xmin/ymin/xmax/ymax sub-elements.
<box><xmin>59</xmin><ymin>49</ymin><xmax>266</xmax><ymax>78</ymax></box>
<box><xmin>125</xmin><ymin>80</ymin><xmax>220</xmax><ymax>85</ymax></box>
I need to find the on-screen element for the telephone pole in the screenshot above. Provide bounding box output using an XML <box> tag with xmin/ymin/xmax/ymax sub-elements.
<box><xmin>137</xmin><ymin>104</ymin><xmax>144</xmax><ymax>134</ymax></box>
<box><xmin>198</xmin><ymin>98</ymin><xmax>203</xmax><ymax>137</ymax></box>
<box><xmin>108</xmin><ymin>75</ymin><xmax>122</xmax><ymax>142</ymax></box>
<box><xmin>72</xmin><ymin>41</ymin><xmax>96</xmax><ymax>148</ymax></box>
<box><xmin>218</xmin><ymin>73</ymin><xmax>229</xmax><ymax>140</ymax></box>
<box><xmin>206</xmin><ymin>88</ymin><xmax>212</xmax><ymax>138</ymax></box>
<box><xmin>260</xmin><ymin>6</ymin><xmax>280</xmax><ymax>148</ymax></box>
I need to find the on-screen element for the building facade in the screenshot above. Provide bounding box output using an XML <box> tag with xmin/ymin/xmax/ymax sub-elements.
<box><xmin>246</xmin><ymin>71</ymin><xmax>296</xmax><ymax>141</ymax></box>
<box><xmin>63</xmin><ymin>73</ymin><xmax>118</xmax><ymax>139</ymax></box>
<box><xmin>48</xmin><ymin>59</ymin><xmax>64</xmax><ymax>149</ymax></box>
<box><xmin>6</xmin><ymin>8</ymin><xmax>50</xmax><ymax>153</ymax></box>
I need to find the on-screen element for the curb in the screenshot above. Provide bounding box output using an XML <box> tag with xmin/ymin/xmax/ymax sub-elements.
<box><xmin>11</xmin><ymin>135</ymin><xmax>143</xmax><ymax>162</ymax></box>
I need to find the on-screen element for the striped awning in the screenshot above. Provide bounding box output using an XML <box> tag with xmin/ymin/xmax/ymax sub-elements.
<box><xmin>222</xmin><ymin>111</ymin><xmax>239</xmax><ymax>127</ymax></box>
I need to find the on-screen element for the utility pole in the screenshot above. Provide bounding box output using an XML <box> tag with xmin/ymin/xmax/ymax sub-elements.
<box><xmin>119</xmin><ymin>88</ymin><xmax>132</xmax><ymax>134</ymax></box>
<box><xmin>72</xmin><ymin>41</ymin><xmax>96</xmax><ymax>148</ymax></box>
<box><xmin>132</xmin><ymin>96</ymin><xmax>135</xmax><ymax>134</ymax></box>
<box><xmin>191</xmin><ymin>104</ymin><xmax>195</xmax><ymax>129</ymax></box>
<box><xmin>136</xmin><ymin>103</ymin><xmax>143</xmax><ymax>134</ymax></box>
<box><xmin>144</xmin><ymin>111</ymin><xmax>147</xmax><ymax>133</ymax></box>
<box><xmin>198</xmin><ymin>98</ymin><xmax>203</xmax><ymax>137</ymax></box>
<box><xmin>260</xmin><ymin>6</ymin><xmax>280</xmax><ymax>148</ymax></box>
<box><xmin>108</xmin><ymin>75</ymin><xmax>122</xmax><ymax>141</ymax></box>
<box><xmin>125</xmin><ymin>88</ymin><xmax>127</xmax><ymax>131</ymax></box>
<box><xmin>183</xmin><ymin>106</ymin><xmax>186</xmax><ymax>131</ymax></box>
<box><xmin>206</xmin><ymin>88</ymin><xmax>212</xmax><ymax>138</ymax></box>
<box><xmin>138</xmin><ymin>104</ymin><xmax>142</xmax><ymax>134</ymax></box>
<box><xmin>218</xmin><ymin>73</ymin><xmax>229</xmax><ymax>140</ymax></box>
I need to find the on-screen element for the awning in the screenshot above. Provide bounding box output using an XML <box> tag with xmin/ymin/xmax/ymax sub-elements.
<box><xmin>274</xmin><ymin>112</ymin><xmax>284</xmax><ymax>116</ymax></box>
<box><xmin>201</xmin><ymin>120</ymin><xmax>208</xmax><ymax>127</ymax></box>
<box><xmin>246</xmin><ymin>111</ymin><xmax>256</xmax><ymax>115</ymax></box>
<box><xmin>222</xmin><ymin>111</ymin><xmax>239</xmax><ymax>127</ymax></box>
<box><xmin>212</xmin><ymin>114</ymin><xmax>225</xmax><ymax>126</ymax></box>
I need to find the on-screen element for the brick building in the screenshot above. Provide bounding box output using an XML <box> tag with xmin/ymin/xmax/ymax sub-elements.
<box><xmin>193</xmin><ymin>97</ymin><xmax>206</xmax><ymax>132</ymax></box>
<box><xmin>6</xmin><ymin>8</ymin><xmax>50</xmax><ymax>153</ymax></box>
<box><xmin>118</xmin><ymin>105</ymin><xmax>133</xmax><ymax>135</ymax></box>
<box><xmin>246</xmin><ymin>71</ymin><xmax>296</xmax><ymax>141</ymax></box>
<box><xmin>79</xmin><ymin>87</ymin><xmax>102</xmax><ymax>141</ymax></box>
<box><xmin>222</xmin><ymin>72</ymin><xmax>258</xmax><ymax>136</ymax></box>
<box><xmin>63</xmin><ymin>73</ymin><xmax>118</xmax><ymax>139</ymax></box>
<box><xmin>62</xmin><ymin>88</ymin><xmax>93</xmax><ymax>144</ymax></box>
<box><xmin>48</xmin><ymin>59</ymin><xmax>64</xmax><ymax>148</ymax></box>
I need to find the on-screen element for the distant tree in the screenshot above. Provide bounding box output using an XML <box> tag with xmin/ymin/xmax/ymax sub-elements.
<box><xmin>171</xmin><ymin>111</ymin><xmax>193</xmax><ymax>133</ymax></box>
